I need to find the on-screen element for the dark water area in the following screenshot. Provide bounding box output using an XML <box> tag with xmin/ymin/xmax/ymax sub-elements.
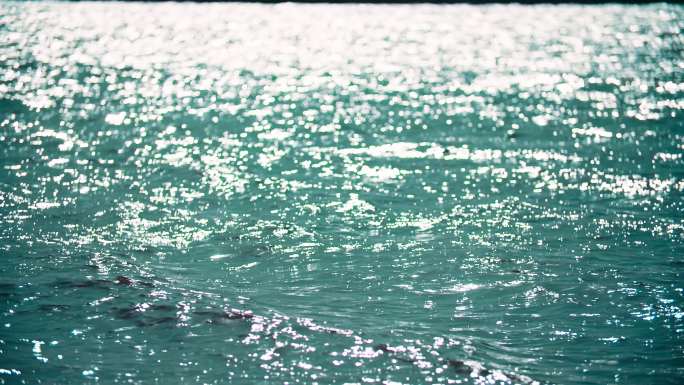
<box><xmin>1</xmin><ymin>2</ymin><xmax>683</xmax><ymax>384</ymax></box>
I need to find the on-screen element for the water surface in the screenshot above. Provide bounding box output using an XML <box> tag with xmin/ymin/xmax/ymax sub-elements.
<box><xmin>1</xmin><ymin>2</ymin><xmax>683</xmax><ymax>384</ymax></box>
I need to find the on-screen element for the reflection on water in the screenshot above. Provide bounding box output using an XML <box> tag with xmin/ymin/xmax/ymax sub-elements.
<box><xmin>1</xmin><ymin>2</ymin><xmax>683</xmax><ymax>384</ymax></box>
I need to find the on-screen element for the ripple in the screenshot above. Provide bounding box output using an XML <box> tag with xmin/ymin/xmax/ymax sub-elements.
<box><xmin>1</xmin><ymin>2</ymin><xmax>683</xmax><ymax>385</ymax></box>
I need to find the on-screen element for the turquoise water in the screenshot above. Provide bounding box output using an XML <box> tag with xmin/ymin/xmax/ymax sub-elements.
<box><xmin>1</xmin><ymin>2</ymin><xmax>683</xmax><ymax>384</ymax></box>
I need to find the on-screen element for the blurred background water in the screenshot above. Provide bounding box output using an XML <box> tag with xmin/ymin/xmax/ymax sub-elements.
<box><xmin>1</xmin><ymin>2</ymin><xmax>683</xmax><ymax>384</ymax></box>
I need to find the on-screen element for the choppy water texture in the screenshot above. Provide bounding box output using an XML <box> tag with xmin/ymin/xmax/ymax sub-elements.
<box><xmin>1</xmin><ymin>2</ymin><xmax>684</xmax><ymax>384</ymax></box>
